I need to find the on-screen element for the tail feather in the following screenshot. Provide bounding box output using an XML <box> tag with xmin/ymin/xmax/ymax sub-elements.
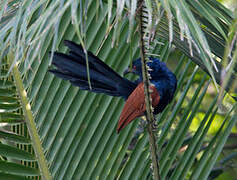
<box><xmin>49</xmin><ymin>40</ymin><xmax>137</xmax><ymax>98</ymax></box>
<box><xmin>64</xmin><ymin>40</ymin><xmax>125</xmax><ymax>82</ymax></box>
<box><xmin>51</xmin><ymin>52</ymin><xmax>118</xmax><ymax>89</ymax></box>
<box><xmin>49</xmin><ymin>69</ymin><xmax>121</xmax><ymax>96</ymax></box>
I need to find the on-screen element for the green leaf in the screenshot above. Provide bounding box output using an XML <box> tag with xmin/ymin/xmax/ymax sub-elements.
<box><xmin>0</xmin><ymin>172</ymin><xmax>31</xmax><ymax>180</ymax></box>
<box><xmin>0</xmin><ymin>131</ymin><xmax>31</xmax><ymax>144</ymax></box>
<box><xmin>0</xmin><ymin>89</ymin><xmax>15</xmax><ymax>96</ymax></box>
<box><xmin>0</xmin><ymin>103</ymin><xmax>20</xmax><ymax>112</ymax></box>
<box><xmin>0</xmin><ymin>70</ymin><xmax>8</xmax><ymax>77</ymax></box>
<box><xmin>0</xmin><ymin>143</ymin><xmax>35</xmax><ymax>161</ymax></box>
<box><xmin>0</xmin><ymin>96</ymin><xmax>18</xmax><ymax>104</ymax></box>
<box><xmin>0</xmin><ymin>80</ymin><xmax>14</xmax><ymax>88</ymax></box>
<box><xmin>0</xmin><ymin>113</ymin><xmax>24</xmax><ymax>123</ymax></box>
<box><xmin>0</xmin><ymin>161</ymin><xmax>39</xmax><ymax>176</ymax></box>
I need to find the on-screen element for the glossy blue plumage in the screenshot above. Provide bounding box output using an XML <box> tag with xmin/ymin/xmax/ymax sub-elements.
<box><xmin>130</xmin><ymin>57</ymin><xmax>177</xmax><ymax>114</ymax></box>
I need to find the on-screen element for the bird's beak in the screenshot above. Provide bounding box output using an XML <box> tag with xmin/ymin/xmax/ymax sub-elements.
<box><xmin>123</xmin><ymin>68</ymin><xmax>133</xmax><ymax>76</ymax></box>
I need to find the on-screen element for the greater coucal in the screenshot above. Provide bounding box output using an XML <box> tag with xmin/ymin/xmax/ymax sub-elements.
<box><xmin>49</xmin><ymin>40</ymin><xmax>177</xmax><ymax>133</ymax></box>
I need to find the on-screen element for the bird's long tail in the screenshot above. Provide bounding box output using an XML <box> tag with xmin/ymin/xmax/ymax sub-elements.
<box><xmin>49</xmin><ymin>40</ymin><xmax>136</xmax><ymax>98</ymax></box>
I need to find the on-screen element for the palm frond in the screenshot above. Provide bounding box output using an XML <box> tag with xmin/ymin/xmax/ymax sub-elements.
<box><xmin>0</xmin><ymin>57</ymin><xmax>40</xmax><ymax>179</ymax></box>
<box><xmin>0</xmin><ymin>0</ymin><xmax>236</xmax><ymax>179</ymax></box>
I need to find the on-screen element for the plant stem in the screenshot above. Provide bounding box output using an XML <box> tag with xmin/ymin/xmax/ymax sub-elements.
<box><xmin>9</xmin><ymin>53</ymin><xmax>52</xmax><ymax>180</ymax></box>
<box><xmin>138</xmin><ymin>1</ymin><xmax>161</xmax><ymax>179</ymax></box>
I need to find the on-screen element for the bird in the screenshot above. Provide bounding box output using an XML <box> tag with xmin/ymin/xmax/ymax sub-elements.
<box><xmin>49</xmin><ymin>40</ymin><xmax>177</xmax><ymax>133</ymax></box>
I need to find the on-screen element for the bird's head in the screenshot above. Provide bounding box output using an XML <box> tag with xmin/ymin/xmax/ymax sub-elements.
<box><xmin>123</xmin><ymin>57</ymin><xmax>169</xmax><ymax>78</ymax></box>
<box><xmin>123</xmin><ymin>58</ymin><xmax>143</xmax><ymax>77</ymax></box>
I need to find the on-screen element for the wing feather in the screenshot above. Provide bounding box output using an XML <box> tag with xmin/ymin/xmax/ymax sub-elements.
<box><xmin>117</xmin><ymin>82</ymin><xmax>160</xmax><ymax>133</ymax></box>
